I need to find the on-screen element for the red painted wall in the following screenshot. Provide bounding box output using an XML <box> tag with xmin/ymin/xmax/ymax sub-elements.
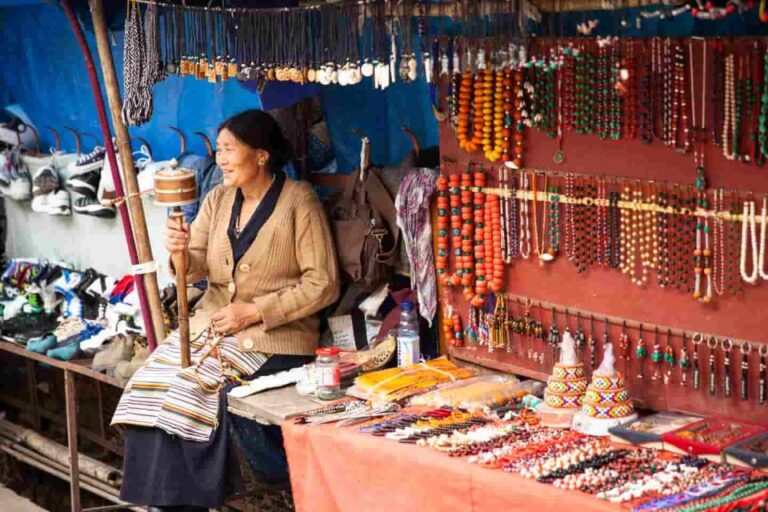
<box><xmin>440</xmin><ymin>114</ymin><xmax>768</xmax><ymax>422</ymax></box>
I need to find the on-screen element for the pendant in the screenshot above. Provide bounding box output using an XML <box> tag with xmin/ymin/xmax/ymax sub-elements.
<box><xmin>207</xmin><ymin>65</ymin><xmax>217</xmax><ymax>84</ymax></box>
<box><xmin>760</xmin><ymin>345</ymin><xmax>767</xmax><ymax>405</ymax></box>
<box><xmin>407</xmin><ymin>55</ymin><xmax>418</xmax><ymax>81</ymax></box>
<box><xmin>539</xmin><ymin>252</ymin><xmax>555</xmax><ymax>263</ymax></box>
<box><xmin>307</xmin><ymin>68</ymin><xmax>317</xmax><ymax>83</ymax></box>
<box><xmin>740</xmin><ymin>342</ymin><xmax>750</xmax><ymax>401</ymax></box>
<box><xmin>708</xmin><ymin>336</ymin><xmax>718</xmax><ymax>396</ymax></box>
<box><xmin>553</xmin><ymin>149</ymin><xmax>565</xmax><ymax>164</ymax></box>
<box><xmin>227</xmin><ymin>61</ymin><xmax>238</xmax><ymax>78</ymax></box>
<box><xmin>723</xmin><ymin>338</ymin><xmax>733</xmax><ymax>398</ymax></box>
<box><xmin>361</xmin><ymin>60</ymin><xmax>374</xmax><ymax>78</ymax></box>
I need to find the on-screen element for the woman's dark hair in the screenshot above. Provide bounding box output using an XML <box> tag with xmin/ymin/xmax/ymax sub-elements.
<box><xmin>218</xmin><ymin>109</ymin><xmax>292</xmax><ymax>172</ymax></box>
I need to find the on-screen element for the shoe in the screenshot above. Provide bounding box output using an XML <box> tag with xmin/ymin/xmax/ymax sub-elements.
<box><xmin>30</xmin><ymin>193</ymin><xmax>50</xmax><ymax>213</ymax></box>
<box><xmin>66</xmin><ymin>170</ymin><xmax>100</xmax><ymax>198</ymax></box>
<box><xmin>67</xmin><ymin>146</ymin><xmax>105</xmax><ymax>175</ymax></box>
<box><xmin>0</xmin><ymin>172</ymin><xmax>32</xmax><ymax>201</ymax></box>
<box><xmin>47</xmin><ymin>190</ymin><xmax>71</xmax><ymax>216</ymax></box>
<box><xmin>32</xmin><ymin>165</ymin><xmax>58</xmax><ymax>196</ymax></box>
<box><xmin>46</xmin><ymin>341</ymin><xmax>81</xmax><ymax>361</ymax></box>
<box><xmin>91</xmin><ymin>334</ymin><xmax>133</xmax><ymax>370</ymax></box>
<box><xmin>2</xmin><ymin>295</ymin><xmax>28</xmax><ymax>320</ymax></box>
<box><xmin>27</xmin><ymin>333</ymin><xmax>57</xmax><ymax>353</ymax></box>
<box><xmin>115</xmin><ymin>339</ymin><xmax>149</xmax><ymax>380</ymax></box>
<box><xmin>73</xmin><ymin>197</ymin><xmax>115</xmax><ymax>218</ymax></box>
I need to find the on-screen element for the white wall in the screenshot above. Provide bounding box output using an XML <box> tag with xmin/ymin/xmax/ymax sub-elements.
<box><xmin>5</xmin><ymin>196</ymin><xmax>174</xmax><ymax>287</ymax></box>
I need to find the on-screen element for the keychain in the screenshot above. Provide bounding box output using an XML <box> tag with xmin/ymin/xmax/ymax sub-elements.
<box><xmin>740</xmin><ymin>342</ymin><xmax>751</xmax><ymax>401</ymax></box>
<box><xmin>708</xmin><ymin>336</ymin><xmax>718</xmax><ymax>396</ymax></box>
<box><xmin>760</xmin><ymin>344</ymin><xmax>767</xmax><ymax>405</ymax></box>
<box><xmin>722</xmin><ymin>338</ymin><xmax>733</xmax><ymax>398</ymax></box>
<box><xmin>663</xmin><ymin>329</ymin><xmax>675</xmax><ymax>385</ymax></box>
<box><xmin>692</xmin><ymin>333</ymin><xmax>704</xmax><ymax>391</ymax></box>
<box><xmin>636</xmin><ymin>323</ymin><xmax>647</xmax><ymax>380</ymax></box>
<box><xmin>573</xmin><ymin>311</ymin><xmax>587</xmax><ymax>360</ymax></box>
<box><xmin>651</xmin><ymin>328</ymin><xmax>662</xmax><ymax>381</ymax></box>
<box><xmin>679</xmin><ymin>333</ymin><xmax>691</xmax><ymax>387</ymax></box>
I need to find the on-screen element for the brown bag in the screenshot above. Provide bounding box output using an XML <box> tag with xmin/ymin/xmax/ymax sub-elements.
<box><xmin>327</xmin><ymin>165</ymin><xmax>399</xmax><ymax>292</ymax></box>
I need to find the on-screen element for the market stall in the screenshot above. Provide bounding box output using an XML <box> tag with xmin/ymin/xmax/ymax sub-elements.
<box><xmin>2</xmin><ymin>0</ymin><xmax>768</xmax><ymax>511</ymax></box>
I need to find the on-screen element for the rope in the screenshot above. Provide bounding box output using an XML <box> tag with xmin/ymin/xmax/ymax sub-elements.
<box><xmin>122</xmin><ymin>2</ymin><xmax>146</xmax><ymax>126</ymax></box>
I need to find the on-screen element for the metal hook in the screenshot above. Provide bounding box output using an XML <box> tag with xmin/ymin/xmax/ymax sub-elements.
<box><xmin>64</xmin><ymin>127</ymin><xmax>82</xmax><ymax>156</ymax></box>
<box><xmin>44</xmin><ymin>127</ymin><xmax>61</xmax><ymax>152</ymax></box>
<box><xmin>194</xmin><ymin>131</ymin><xmax>214</xmax><ymax>157</ymax></box>
<box><xmin>168</xmin><ymin>126</ymin><xmax>187</xmax><ymax>155</ymax></box>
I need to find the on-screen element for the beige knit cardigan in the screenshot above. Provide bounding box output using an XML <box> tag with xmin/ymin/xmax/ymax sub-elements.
<box><xmin>173</xmin><ymin>178</ymin><xmax>340</xmax><ymax>355</ymax></box>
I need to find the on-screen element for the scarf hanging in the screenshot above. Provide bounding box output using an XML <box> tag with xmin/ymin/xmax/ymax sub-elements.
<box><xmin>395</xmin><ymin>167</ymin><xmax>438</xmax><ymax>326</ymax></box>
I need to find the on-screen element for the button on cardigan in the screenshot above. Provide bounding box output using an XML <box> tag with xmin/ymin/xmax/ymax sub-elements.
<box><xmin>171</xmin><ymin>177</ymin><xmax>340</xmax><ymax>355</ymax></box>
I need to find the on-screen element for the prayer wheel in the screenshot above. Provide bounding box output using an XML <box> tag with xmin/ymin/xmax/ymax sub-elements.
<box><xmin>154</xmin><ymin>168</ymin><xmax>197</xmax><ymax>367</ymax></box>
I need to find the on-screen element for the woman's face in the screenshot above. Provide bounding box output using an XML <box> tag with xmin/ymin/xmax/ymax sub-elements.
<box><xmin>215</xmin><ymin>128</ymin><xmax>268</xmax><ymax>188</ymax></box>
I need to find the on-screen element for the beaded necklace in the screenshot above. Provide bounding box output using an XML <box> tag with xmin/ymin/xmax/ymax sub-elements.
<box><xmin>609</xmin><ymin>189</ymin><xmax>622</xmax><ymax>269</ymax></box>
<box><xmin>596</xmin><ymin>177</ymin><xmax>609</xmax><ymax>266</ymax></box>
<box><xmin>723</xmin><ymin>53</ymin><xmax>736</xmax><ymax>160</ymax></box>
<box><xmin>519</xmin><ymin>171</ymin><xmax>531</xmax><ymax>259</ymax></box>
<box><xmin>506</xmin><ymin>168</ymin><xmax>519</xmax><ymax>261</ymax></box>
<box><xmin>759</xmin><ymin>49</ymin><xmax>768</xmax><ymax>161</ymax></box>
<box><xmin>758</xmin><ymin>197</ymin><xmax>768</xmax><ymax>281</ymax></box>
<box><xmin>623</xmin><ymin>40</ymin><xmax>637</xmax><ymax>141</ymax></box>
<box><xmin>564</xmin><ymin>173</ymin><xmax>576</xmax><ymax>263</ymax></box>
<box><xmin>460</xmin><ymin>169</ymin><xmax>475</xmax><ymax>295</ymax></box>
<box><xmin>471</xmin><ymin>168</ymin><xmax>487</xmax><ymax>306</ymax></box>
<box><xmin>456</xmin><ymin>70</ymin><xmax>474</xmax><ymax>151</ymax></box>
<box><xmin>740</xmin><ymin>200</ymin><xmax>759</xmax><ymax>285</ymax></box>
<box><xmin>712</xmin><ymin>189</ymin><xmax>727</xmax><ymax>296</ymax></box>
<box><xmin>512</xmin><ymin>69</ymin><xmax>527</xmax><ymax>169</ymax></box>
<box><xmin>657</xmin><ymin>184</ymin><xmax>670</xmax><ymax>288</ymax></box>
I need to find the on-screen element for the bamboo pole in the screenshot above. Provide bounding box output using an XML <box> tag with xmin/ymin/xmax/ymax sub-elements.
<box><xmin>86</xmin><ymin>0</ymin><xmax>167</xmax><ymax>346</ymax></box>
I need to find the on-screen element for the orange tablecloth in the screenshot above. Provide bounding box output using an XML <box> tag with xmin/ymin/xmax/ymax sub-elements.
<box><xmin>282</xmin><ymin>421</ymin><xmax>622</xmax><ymax>512</ymax></box>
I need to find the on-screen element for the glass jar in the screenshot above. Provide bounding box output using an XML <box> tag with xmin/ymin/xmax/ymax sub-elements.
<box><xmin>315</xmin><ymin>347</ymin><xmax>342</xmax><ymax>400</ymax></box>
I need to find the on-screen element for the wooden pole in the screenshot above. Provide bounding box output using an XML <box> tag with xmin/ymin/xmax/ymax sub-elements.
<box><xmin>87</xmin><ymin>0</ymin><xmax>167</xmax><ymax>345</ymax></box>
<box><xmin>64</xmin><ymin>370</ymin><xmax>81</xmax><ymax>512</ymax></box>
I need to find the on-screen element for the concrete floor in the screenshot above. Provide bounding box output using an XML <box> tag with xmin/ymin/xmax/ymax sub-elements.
<box><xmin>0</xmin><ymin>483</ymin><xmax>47</xmax><ymax>511</ymax></box>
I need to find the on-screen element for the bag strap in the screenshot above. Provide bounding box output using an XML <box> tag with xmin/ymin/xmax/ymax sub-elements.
<box><xmin>364</xmin><ymin>170</ymin><xmax>400</xmax><ymax>263</ymax></box>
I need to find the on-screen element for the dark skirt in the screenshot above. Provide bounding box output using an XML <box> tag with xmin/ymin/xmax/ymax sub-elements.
<box><xmin>119</xmin><ymin>354</ymin><xmax>313</xmax><ymax>508</ymax></box>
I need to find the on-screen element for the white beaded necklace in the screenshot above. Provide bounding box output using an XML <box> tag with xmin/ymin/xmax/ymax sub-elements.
<box><xmin>740</xmin><ymin>200</ymin><xmax>759</xmax><ymax>285</ymax></box>
<box><xmin>758</xmin><ymin>197</ymin><xmax>768</xmax><ymax>281</ymax></box>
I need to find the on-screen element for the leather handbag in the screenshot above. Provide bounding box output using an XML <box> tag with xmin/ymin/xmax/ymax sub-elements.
<box><xmin>327</xmin><ymin>165</ymin><xmax>399</xmax><ymax>292</ymax></box>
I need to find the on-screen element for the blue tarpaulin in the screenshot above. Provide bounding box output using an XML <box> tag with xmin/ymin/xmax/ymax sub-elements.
<box><xmin>0</xmin><ymin>2</ymin><xmax>439</xmax><ymax>172</ymax></box>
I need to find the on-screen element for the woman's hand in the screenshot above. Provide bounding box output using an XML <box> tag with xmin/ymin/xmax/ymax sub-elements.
<box><xmin>211</xmin><ymin>304</ymin><xmax>262</xmax><ymax>335</ymax></box>
<box><xmin>165</xmin><ymin>217</ymin><xmax>190</xmax><ymax>254</ymax></box>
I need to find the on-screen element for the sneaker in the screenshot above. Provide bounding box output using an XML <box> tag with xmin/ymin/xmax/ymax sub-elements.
<box><xmin>66</xmin><ymin>170</ymin><xmax>100</xmax><ymax>198</ymax></box>
<box><xmin>30</xmin><ymin>193</ymin><xmax>50</xmax><ymax>213</ymax></box>
<box><xmin>32</xmin><ymin>165</ymin><xmax>58</xmax><ymax>196</ymax></box>
<box><xmin>73</xmin><ymin>196</ymin><xmax>116</xmax><ymax>218</ymax></box>
<box><xmin>47</xmin><ymin>190</ymin><xmax>71</xmax><ymax>216</ymax></box>
<box><xmin>68</xmin><ymin>146</ymin><xmax>105</xmax><ymax>175</ymax></box>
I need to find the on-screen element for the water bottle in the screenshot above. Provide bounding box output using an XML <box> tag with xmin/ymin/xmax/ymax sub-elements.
<box><xmin>397</xmin><ymin>301</ymin><xmax>420</xmax><ymax>367</ymax></box>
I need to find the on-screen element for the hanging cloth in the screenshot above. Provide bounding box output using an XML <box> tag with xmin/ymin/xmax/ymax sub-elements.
<box><xmin>395</xmin><ymin>168</ymin><xmax>438</xmax><ymax>326</ymax></box>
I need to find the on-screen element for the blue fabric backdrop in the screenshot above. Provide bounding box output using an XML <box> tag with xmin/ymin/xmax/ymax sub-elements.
<box><xmin>0</xmin><ymin>3</ymin><xmax>439</xmax><ymax>172</ymax></box>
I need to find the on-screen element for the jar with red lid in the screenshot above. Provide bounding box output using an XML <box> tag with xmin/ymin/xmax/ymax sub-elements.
<box><xmin>315</xmin><ymin>347</ymin><xmax>342</xmax><ymax>400</ymax></box>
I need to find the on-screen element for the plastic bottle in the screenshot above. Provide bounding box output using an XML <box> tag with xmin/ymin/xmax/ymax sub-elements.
<box><xmin>397</xmin><ymin>301</ymin><xmax>420</xmax><ymax>367</ymax></box>
<box><xmin>314</xmin><ymin>347</ymin><xmax>342</xmax><ymax>400</ymax></box>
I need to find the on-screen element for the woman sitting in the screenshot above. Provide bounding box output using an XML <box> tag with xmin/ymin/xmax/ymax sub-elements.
<box><xmin>111</xmin><ymin>109</ymin><xmax>339</xmax><ymax>511</ymax></box>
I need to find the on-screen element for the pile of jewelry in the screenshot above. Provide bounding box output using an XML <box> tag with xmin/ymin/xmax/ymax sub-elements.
<box><xmin>292</xmin><ymin>398</ymin><xmax>398</xmax><ymax>426</ymax></box>
<box><xmin>358</xmin><ymin>407</ymin><xmax>491</xmax><ymax>444</ymax></box>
